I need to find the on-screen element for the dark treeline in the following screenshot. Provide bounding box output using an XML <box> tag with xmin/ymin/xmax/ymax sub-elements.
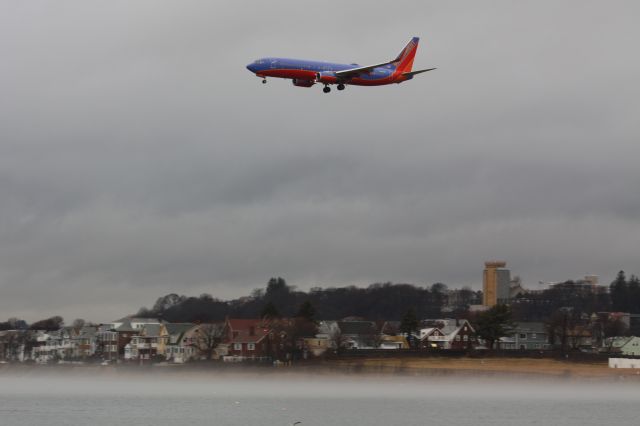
<box><xmin>511</xmin><ymin>281</ymin><xmax>611</xmax><ymax>321</ymax></box>
<box><xmin>136</xmin><ymin>278</ymin><xmax>450</xmax><ymax>323</ymax></box>
<box><xmin>511</xmin><ymin>270</ymin><xmax>640</xmax><ymax>322</ymax></box>
<box><xmin>609</xmin><ymin>271</ymin><xmax>640</xmax><ymax>313</ymax></box>
<box><xmin>4</xmin><ymin>271</ymin><xmax>638</xmax><ymax>329</ymax></box>
<box><xmin>138</xmin><ymin>271</ymin><xmax>640</xmax><ymax>325</ymax></box>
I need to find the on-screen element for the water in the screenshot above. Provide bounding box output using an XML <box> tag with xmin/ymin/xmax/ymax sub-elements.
<box><xmin>0</xmin><ymin>373</ymin><xmax>638</xmax><ymax>426</ymax></box>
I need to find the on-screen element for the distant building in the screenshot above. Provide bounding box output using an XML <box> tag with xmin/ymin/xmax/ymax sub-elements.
<box><xmin>609</xmin><ymin>358</ymin><xmax>640</xmax><ymax>369</ymax></box>
<box><xmin>499</xmin><ymin>322</ymin><xmax>551</xmax><ymax>350</ymax></box>
<box><xmin>483</xmin><ymin>261</ymin><xmax>511</xmax><ymax>307</ymax></box>
<box><xmin>605</xmin><ymin>336</ymin><xmax>640</xmax><ymax>357</ymax></box>
<box><xmin>419</xmin><ymin>319</ymin><xmax>476</xmax><ymax>350</ymax></box>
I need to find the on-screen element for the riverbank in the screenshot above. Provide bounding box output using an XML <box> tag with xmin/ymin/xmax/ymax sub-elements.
<box><xmin>326</xmin><ymin>357</ymin><xmax>637</xmax><ymax>379</ymax></box>
<box><xmin>2</xmin><ymin>357</ymin><xmax>639</xmax><ymax>380</ymax></box>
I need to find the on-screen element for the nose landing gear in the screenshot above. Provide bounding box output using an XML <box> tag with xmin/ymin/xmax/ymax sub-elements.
<box><xmin>323</xmin><ymin>85</ymin><xmax>331</xmax><ymax>93</ymax></box>
<box><xmin>262</xmin><ymin>78</ymin><xmax>267</xmax><ymax>84</ymax></box>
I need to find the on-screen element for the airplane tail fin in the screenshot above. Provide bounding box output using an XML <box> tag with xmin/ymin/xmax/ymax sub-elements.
<box><xmin>393</xmin><ymin>37</ymin><xmax>420</xmax><ymax>73</ymax></box>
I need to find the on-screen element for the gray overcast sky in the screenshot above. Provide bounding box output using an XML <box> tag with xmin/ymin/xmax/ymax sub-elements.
<box><xmin>1</xmin><ymin>1</ymin><xmax>639</xmax><ymax>322</ymax></box>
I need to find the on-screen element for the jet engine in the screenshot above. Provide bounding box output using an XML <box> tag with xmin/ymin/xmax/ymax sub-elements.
<box><xmin>292</xmin><ymin>79</ymin><xmax>315</xmax><ymax>88</ymax></box>
<box><xmin>315</xmin><ymin>71</ymin><xmax>338</xmax><ymax>84</ymax></box>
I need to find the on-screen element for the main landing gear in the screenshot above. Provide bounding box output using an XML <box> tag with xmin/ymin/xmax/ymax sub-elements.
<box><xmin>322</xmin><ymin>83</ymin><xmax>345</xmax><ymax>93</ymax></box>
<box><xmin>323</xmin><ymin>84</ymin><xmax>345</xmax><ymax>93</ymax></box>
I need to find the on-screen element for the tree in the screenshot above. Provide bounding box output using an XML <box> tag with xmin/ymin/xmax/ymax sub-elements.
<box><xmin>266</xmin><ymin>277</ymin><xmax>290</xmax><ymax>298</ymax></box>
<box><xmin>458</xmin><ymin>287</ymin><xmax>476</xmax><ymax>307</ymax></box>
<box><xmin>610</xmin><ymin>270</ymin><xmax>628</xmax><ymax>311</ymax></box>
<box><xmin>475</xmin><ymin>304</ymin><xmax>515</xmax><ymax>350</ymax></box>
<box><xmin>546</xmin><ymin>307</ymin><xmax>584</xmax><ymax>352</ymax></box>
<box><xmin>0</xmin><ymin>318</ymin><xmax>28</xmax><ymax>331</ymax></box>
<box><xmin>295</xmin><ymin>301</ymin><xmax>316</xmax><ymax>323</ymax></box>
<box><xmin>399</xmin><ymin>308</ymin><xmax>420</xmax><ymax>348</ymax></box>
<box><xmin>152</xmin><ymin>293</ymin><xmax>187</xmax><ymax>313</ymax></box>
<box><xmin>400</xmin><ymin>308</ymin><xmax>419</xmax><ymax>336</ymax></box>
<box><xmin>628</xmin><ymin>275</ymin><xmax>640</xmax><ymax>314</ymax></box>
<box><xmin>194</xmin><ymin>323</ymin><xmax>224</xmax><ymax>360</ymax></box>
<box><xmin>604</xmin><ymin>318</ymin><xmax>628</xmax><ymax>338</ymax></box>
<box><xmin>2</xmin><ymin>331</ymin><xmax>27</xmax><ymax>361</ymax></box>
<box><xmin>72</xmin><ymin>319</ymin><xmax>85</xmax><ymax>332</ymax></box>
<box><xmin>29</xmin><ymin>316</ymin><xmax>64</xmax><ymax>331</ymax></box>
<box><xmin>261</xmin><ymin>301</ymin><xmax>281</xmax><ymax>319</ymax></box>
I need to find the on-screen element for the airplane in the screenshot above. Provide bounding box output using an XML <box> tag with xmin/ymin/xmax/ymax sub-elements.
<box><xmin>246</xmin><ymin>37</ymin><xmax>435</xmax><ymax>93</ymax></box>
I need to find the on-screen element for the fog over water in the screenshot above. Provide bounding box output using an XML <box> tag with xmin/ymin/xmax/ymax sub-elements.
<box><xmin>0</xmin><ymin>373</ymin><xmax>638</xmax><ymax>425</ymax></box>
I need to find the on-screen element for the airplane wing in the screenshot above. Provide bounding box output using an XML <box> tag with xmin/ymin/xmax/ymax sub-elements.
<box><xmin>334</xmin><ymin>37</ymin><xmax>418</xmax><ymax>79</ymax></box>
<box><xmin>333</xmin><ymin>61</ymin><xmax>394</xmax><ymax>79</ymax></box>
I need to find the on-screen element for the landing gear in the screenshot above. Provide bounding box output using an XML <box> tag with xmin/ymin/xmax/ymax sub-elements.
<box><xmin>262</xmin><ymin>78</ymin><xmax>267</xmax><ymax>84</ymax></box>
<box><xmin>323</xmin><ymin>86</ymin><xmax>331</xmax><ymax>93</ymax></box>
<box><xmin>337</xmin><ymin>84</ymin><xmax>345</xmax><ymax>91</ymax></box>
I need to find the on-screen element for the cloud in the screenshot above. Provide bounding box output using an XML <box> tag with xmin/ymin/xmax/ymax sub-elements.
<box><xmin>1</xmin><ymin>1</ymin><xmax>639</xmax><ymax>321</ymax></box>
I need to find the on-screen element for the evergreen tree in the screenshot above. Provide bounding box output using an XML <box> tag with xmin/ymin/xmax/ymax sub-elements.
<box><xmin>400</xmin><ymin>307</ymin><xmax>419</xmax><ymax>336</ymax></box>
<box><xmin>628</xmin><ymin>275</ymin><xmax>640</xmax><ymax>313</ymax></box>
<box><xmin>296</xmin><ymin>300</ymin><xmax>316</xmax><ymax>323</ymax></box>
<box><xmin>475</xmin><ymin>304</ymin><xmax>515</xmax><ymax>350</ymax></box>
<box><xmin>261</xmin><ymin>301</ymin><xmax>281</xmax><ymax>319</ymax></box>
<box><xmin>610</xmin><ymin>270</ymin><xmax>628</xmax><ymax>312</ymax></box>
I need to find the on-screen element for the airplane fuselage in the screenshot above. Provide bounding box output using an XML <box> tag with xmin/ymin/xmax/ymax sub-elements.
<box><xmin>246</xmin><ymin>58</ymin><xmax>411</xmax><ymax>86</ymax></box>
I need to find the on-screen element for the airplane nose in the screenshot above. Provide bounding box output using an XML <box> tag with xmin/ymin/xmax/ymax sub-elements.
<box><xmin>246</xmin><ymin>63</ymin><xmax>257</xmax><ymax>73</ymax></box>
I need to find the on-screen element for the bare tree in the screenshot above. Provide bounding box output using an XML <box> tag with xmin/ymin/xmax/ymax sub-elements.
<box><xmin>194</xmin><ymin>323</ymin><xmax>224</xmax><ymax>360</ymax></box>
<box><xmin>3</xmin><ymin>331</ymin><xmax>27</xmax><ymax>361</ymax></box>
<box><xmin>72</xmin><ymin>319</ymin><xmax>85</xmax><ymax>332</ymax></box>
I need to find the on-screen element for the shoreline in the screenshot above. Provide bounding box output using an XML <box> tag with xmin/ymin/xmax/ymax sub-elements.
<box><xmin>2</xmin><ymin>357</ymin><xmax>639</xmax><ymax>381</ymax></box>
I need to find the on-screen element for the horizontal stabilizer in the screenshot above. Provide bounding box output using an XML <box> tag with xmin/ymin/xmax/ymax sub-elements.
<box><xmin>402</xmin><ymin>68</ymin><xmax>436</xmax><ymax>77</ymax></box>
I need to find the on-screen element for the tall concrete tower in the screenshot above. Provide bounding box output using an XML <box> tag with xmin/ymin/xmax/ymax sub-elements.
<box><xmin>483</xmin><ymin>261</ymin><xmax>511</xmax><ymax>307</ymax></box>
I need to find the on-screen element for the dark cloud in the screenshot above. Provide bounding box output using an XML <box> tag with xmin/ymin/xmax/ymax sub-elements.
<box><xmin>1</xmin><ymin>1</ymin><xmax>639</xmax><ymax>321</ymax></box>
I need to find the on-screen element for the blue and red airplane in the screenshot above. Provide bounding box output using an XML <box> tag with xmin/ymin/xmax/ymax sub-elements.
<box><xmin>246</xmin><ymin>37</ymin><xmax>435</xmax><ymax>93</ymax></box>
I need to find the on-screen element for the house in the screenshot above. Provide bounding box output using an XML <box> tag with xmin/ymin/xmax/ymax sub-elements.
<box><xmin>160</xmin><ymin>323</ymin><xmax>200</xmax><ymax>363</ymax></box>
<box><xmin>224</xmin><ymin>318</ymin><xmax>272</xmax><ymax>360</ymax></box>
<box><xmin>316</xmin><ymin>321</ymin><xmax>341</xmax><ymax>349</ymax></box>
<box><xmin>30</xmin><ymin>325</ymin><xmax>99</xmax><ymax>363</ymax></box>
<box><xmin>499</xmin><ymin>322</ymin><xmax>551</xmax><ymax>350</ymax></box>
<box><xmin>336</xmin><ymin>320</ymin><xmax>379</xmax><ymax>349</ymax></box>
<box><xmin>31</xmin><ymin>328</ymin><xmax>74</xmax><ymax>363</ymax></box>
<box><xmin>303</xmin><ymin>337</ymin><xmax>331</xmax><ymax>357</ymax></box>
<box><xmin>605</xmin><ymin>336</ymin><xmax>640</xmax><ymax>356</ymax></box>
<box><xmin>163</xmin><ymin>323</ymin><xmax>198</xmax><ymax>363</ymax></box>
<box><xmin>107</xmin><ymin>317</ymin><xmax>162</xmax><ymax>331</ymax></box>
<box><xmin>609</xmin><ymin>358</ymin><xmax>640</xmax><ymax>369</ymax></box>
<box><xmin>379</xmin><ymin>321</ymin><xmax>401</xmax><ymax>336</ymax></box>
<box><xmin>96</xmin><ymin>318</ymin><xmax>142</xmax><ymax>361</ymax></box>
<box><xmin>380</xmin><ymin>335</ymin><xmax>409</xmax><ymax>349</ymax></box>
<box><xmin>419</xmin><ymin>327</ymin><xmax>447</xmax><ymax>350</ymax></box>
<box><xmin>69</xmin><ymin>326</ymin><xmax>98</xmax><ymax>359</ymax></box>
<box><xmin>125</xmin><ymin>323</ymin><xmax>162</xmax><ymax>362</ymax></box>
<box><xmin>419</xmin><ymin>319</ymin><xmax>476</xmax><ymax>350</ymax></box>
